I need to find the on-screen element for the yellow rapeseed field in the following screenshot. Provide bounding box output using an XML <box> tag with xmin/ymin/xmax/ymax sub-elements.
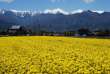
<box><xmin>0</xmin><ymin>36</ymin><xmax>110</xmax><ymax>74</ymax></box>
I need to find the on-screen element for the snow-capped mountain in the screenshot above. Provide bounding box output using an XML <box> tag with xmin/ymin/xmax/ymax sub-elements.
<box><xmin>44</xmin><ymin>8</ymin><xmax>69</xmax><ymax>15</ymax></box>
<box><xmin>0</xmin><ymin>9</ymin><xmax>110</xmax><ymax>32</ymax></box>
<box><xmin>0</xmin><ymin>8</ymin><xmax>105</xmax><ymax>16</ymax></box>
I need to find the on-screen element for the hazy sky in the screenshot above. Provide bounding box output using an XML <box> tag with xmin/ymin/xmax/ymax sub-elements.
<box><xmin>0</xmin><ymin>0</ymin><xmax>109</xmax><ymax>11</ymax></box>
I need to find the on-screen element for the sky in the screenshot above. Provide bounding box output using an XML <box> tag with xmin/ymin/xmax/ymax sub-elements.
<box><xmin>0</xmin><ymin>0</ymin><xmax>109</xmax><ymax>12</ymax></box>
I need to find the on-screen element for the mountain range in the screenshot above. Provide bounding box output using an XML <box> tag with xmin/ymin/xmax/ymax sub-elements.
<box><xmin>0</xmin><ymin>9</ymin><xmax>110</xmax><ymax>32</ymax></box>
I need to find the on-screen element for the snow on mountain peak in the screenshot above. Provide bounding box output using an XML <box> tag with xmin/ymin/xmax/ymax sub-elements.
<box><xmin>0</xmin><ymin>9</ymin><xmax>106</xmax><ymax>16</ymax></box>
<box><xmin>92</xmin><ymin>10</ymin><xmax>104</xmax><ymax>14</ymax></box>
<box><xmin>44</xmin><ymin>8</ymin><xmax>69</xmax><ymax>15</ymax></box>
<box><xmin>71</xmin><ymin>9</ymin><xmax>84</xmax><ymax>14</ymax></box>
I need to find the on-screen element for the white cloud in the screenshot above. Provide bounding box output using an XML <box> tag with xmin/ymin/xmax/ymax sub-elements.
<box><xmin>50</xmin><ymin>0</ymin><xmax>64</xmax><ymax>2</ymax></box>
<box><xmin>0</xmin><ymin>0</ymin><xmax>14</xmax><ymax>3</ymax></box>
<box><xmin>50</xmin><ymin>0</ymin><xmax>95</xmax><ymax>3</ymax></box>
<box><xmin>0</xmin><ymin>0</ymin><xmax>95</xmax><ymax>3</ymax></box>
<box><xmin>82</xmin><ymin>0</ymin><xmax>95</xmax><ymax>3</ymax></box>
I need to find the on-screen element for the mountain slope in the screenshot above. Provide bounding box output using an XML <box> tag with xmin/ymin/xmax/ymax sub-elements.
<box><xmin>0</xmin><ymin>9</ymin><xmax>110</xmax><ymax>32</ymax></box>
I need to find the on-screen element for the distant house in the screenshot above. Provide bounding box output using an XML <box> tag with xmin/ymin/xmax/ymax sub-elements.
<box><xmin>8</xmin><ymin>25</ymin><xmax>30</xmax><ymax>36</ymax></box>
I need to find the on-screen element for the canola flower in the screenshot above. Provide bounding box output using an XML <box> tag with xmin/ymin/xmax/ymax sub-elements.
<box><xmin>0</xmin><ymin>36</ymin><xmax>110</xmax><ymax>74</ymax></box>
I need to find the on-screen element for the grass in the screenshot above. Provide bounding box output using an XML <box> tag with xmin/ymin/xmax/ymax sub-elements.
<box><xmin>0</xmin><ymin>36</ymin><xmax>110</xmax><ymax>74</ymax></box>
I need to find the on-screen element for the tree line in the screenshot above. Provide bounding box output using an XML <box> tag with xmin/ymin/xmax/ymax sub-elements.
<box><xmin>0</xmin><ymin>26</ymin><xmax>110</xmax><ymax>37</ymax></box>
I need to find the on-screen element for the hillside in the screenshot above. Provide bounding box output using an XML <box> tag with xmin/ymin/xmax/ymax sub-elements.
<box><xmin>0</xmin><ymin>9</ymin><xmax>110</xmax><ymax>32</ymax></box>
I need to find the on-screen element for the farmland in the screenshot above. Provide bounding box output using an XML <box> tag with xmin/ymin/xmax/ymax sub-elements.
<box><xmin>0</xmin><ymin>36</ymin><xmax>110</xmax><ymax>74</ymax></box>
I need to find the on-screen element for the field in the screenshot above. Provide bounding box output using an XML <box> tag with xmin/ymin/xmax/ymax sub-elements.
<box><xmin>0</xmin><ymin>36</ymin><xmax>110</xmax><ymax>74</ymax></box>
